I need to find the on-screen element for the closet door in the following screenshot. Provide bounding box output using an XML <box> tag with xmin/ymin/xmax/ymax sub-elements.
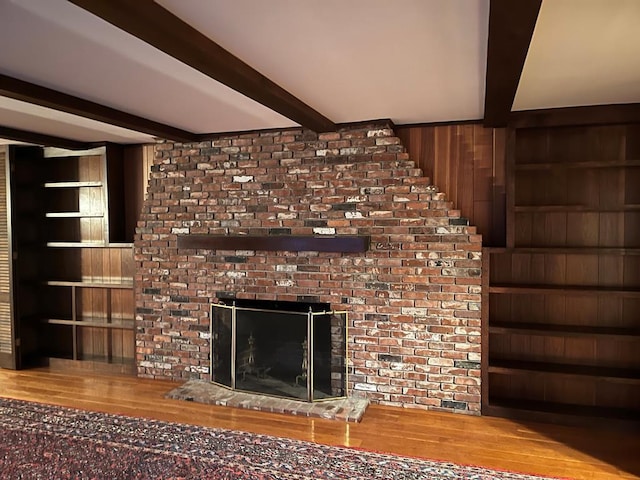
<box><xmin>0</xmin><ymin>147</ymin><xmax>16</xmax><ymax>369</ymax></box>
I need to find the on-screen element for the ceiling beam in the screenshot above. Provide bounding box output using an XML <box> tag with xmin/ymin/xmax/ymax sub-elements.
<box><xmin>483</xmin><ymin>0</ymin><xmax>542</xmax><ymax>127</ymax></box>
<box><xmin>510</xmin><ymin>103</ymin><xmax>640</xmax><ymax>128</ymax></box>
<box><xmin>0</xmin><ymin>74</ymin><xmax>197</xmax><ymax>143</ymax></box>
<box><xmin>0</xmin><ymin>125</ymin><xmax>92</xmax><ymax>150</ymax></box>
<box><xmin>67</xmin><ymin>0</ymin><xmax>337</xmax><ymax>133</ymax></box>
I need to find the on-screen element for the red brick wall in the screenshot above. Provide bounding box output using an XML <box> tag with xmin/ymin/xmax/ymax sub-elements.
<box><xmin>134</xmin><ymin>122</ymin><xmax>483</xmax><ymax>414</ymax></box>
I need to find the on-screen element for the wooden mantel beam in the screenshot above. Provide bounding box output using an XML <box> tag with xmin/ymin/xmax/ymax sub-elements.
<box><xmin>177</xmin><ymin>235</ymin><xmax>370</xmax><ymax>253</ymax></box>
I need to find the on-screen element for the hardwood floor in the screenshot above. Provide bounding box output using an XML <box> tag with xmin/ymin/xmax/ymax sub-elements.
<box><xmin>0</xmin><ymin>367</ymin><xmax>638</xmax><ymax>479</ymax></box>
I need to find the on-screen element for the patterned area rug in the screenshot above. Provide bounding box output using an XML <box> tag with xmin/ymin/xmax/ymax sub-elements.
<box><xmin>0</xmin><ymin>397</ymin><xmax>565</xmax><ymax>480</ymax></box>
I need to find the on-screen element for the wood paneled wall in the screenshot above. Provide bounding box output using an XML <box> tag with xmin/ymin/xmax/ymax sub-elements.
<box><xmin>123</xmin><ymin>144</ymin><xmax>154</xmax><ymax>240</ymax></box>
<box><xmin>396</xmin><ymin>124</ymin><xmax>507</xmax><ymax>246</ymax></box>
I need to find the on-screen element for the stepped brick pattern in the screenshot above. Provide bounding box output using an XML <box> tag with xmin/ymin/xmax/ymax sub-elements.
<box><xmin>135</xmin><ymin>122</ymin><xmax>483</xmax><ymax>414</ymax></box>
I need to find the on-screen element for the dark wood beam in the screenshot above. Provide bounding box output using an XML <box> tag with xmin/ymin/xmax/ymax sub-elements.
<box><xmin>177</xmin><ymin>235</ymin><xmax>370</xmax><ymax>253</ymax></box>
<box><xmin>510</xmin><ymin>103</ymin><xmax>640</xmax><ymax>128</ymax></box>
<box><xmin>0</xmin><ymin>74</ymin><xmax>197</xmax><ymax>143</ymax></box>
<box><xmin>68</xmin><ymin>0</ymin><xmax>337</xmax><ymax>133</ymax></box>
<box><xmin>483</xmin><ymin>0</ymin><xmax>542</xmax><ymax>127</ymax></box>
<box><xmin>0</xmin><ymin>125</ymin><xmax>92</xmax><ymax>150</ymax></box>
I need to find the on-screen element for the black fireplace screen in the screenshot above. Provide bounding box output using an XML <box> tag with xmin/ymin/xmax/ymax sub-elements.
<box><xmin>210</xmin><ymin>302</ymin><xmax>347</xmax><ymax>402</ymax></box>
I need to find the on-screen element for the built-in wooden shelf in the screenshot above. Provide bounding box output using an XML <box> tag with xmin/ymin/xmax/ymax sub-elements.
<box><xmin>489</xmin><ymin>285</ymin><xmax>640</xmax><ymax>298</ymax></box>
<box><xmin>177</xmin><ymin>234</ymin><xmax>370</xmax><ymax>253</ymax></box>
<box><xmin>45</xmin><ymin>212</ymin><xmax>103</xmax><ymax>218</ymax></box>
<box><xmin>46</xmin><ymin>279</ymin><xmax>134</xmax><ymax>289</ymax></box>
<box><xmin>43</xmin><ymin>318</ymin><xmax>135</xmax><ymax>330</ymax></box>
<box><xmin>47</xmin><ymin>241</ymin><xmax>105</xmax><ymax>248</ymax></box>
<box><xmin>46</xmin><ymin>242</ymin><xmax>133</xmax><ymax>248</ymax></box>
<box><xmin>489</xmin><ymin>322</ymin><xmax>640</xmax><ymax>340</ymax></box>
<box><xmin>14</xmin><ymin>145</ymin><xmax>136</xmax><ymax>371</ymax></box>
<box><xmin>75</xmin><ymin>354</ymin><xmax>135</xmax><ymax>365</ymax></box>
<box><xmin>47</xmin><ymin>242</ymin><xmax>133</xmax><ymax>248</ymax></box>
<box><xmin>44</xmin><ymin>181</ymin><xmax>103</xmax><ymax>188</ymax></box>
<box><xmin>489</xmin><ymin>359</ymin><xmax>640</xmax><ymax>384</ymax></box>
<box><xmin>515</xmin><ymin>160</ymin><xmax>640</xmax><ymax>170</ymax></box>
<box><xmin>45</xmin><ymin>357</ymin><xmax>137</xmax><ymax>375</ymax></box>
<box><xmin>487</xmin><ymin>397</ymin><xmax>640</xmax><ymax>422</ymax></box>
<box><xmin>487</xmin><ymin>247</ymin><xmax>640</xmax><ymax>255</ymax></box>
<box><xmin>485</xmin><ymin>125</ymin><xmax>640</xmax><ymax>427</ymax></box>
<box><xmin>515</xmin><ymin>205</ymin><xmax>640</xmax><ymax>213</ymax></box>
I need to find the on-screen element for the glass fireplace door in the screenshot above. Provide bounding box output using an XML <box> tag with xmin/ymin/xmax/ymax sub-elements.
<box><xmin>210</xmin><ymin>302</ymin><xmax>347</xmax><ymax>402</ymax></box>
<box><xmin>210</xmin><ymin>304</ymin><xmax>233</xmax><ymax>388</ymax></box>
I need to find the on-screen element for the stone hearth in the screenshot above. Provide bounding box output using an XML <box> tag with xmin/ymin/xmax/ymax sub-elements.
<box><xmin>166</xmin><ymin>380</ymin><xmax>369</xmax><ymax>422</ymax></box>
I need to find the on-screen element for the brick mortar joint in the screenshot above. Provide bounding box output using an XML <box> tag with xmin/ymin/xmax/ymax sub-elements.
<box><xmin>137</xmin><ymin>125</ymin><xmax>483</xmax><ymax>413</ymax></box>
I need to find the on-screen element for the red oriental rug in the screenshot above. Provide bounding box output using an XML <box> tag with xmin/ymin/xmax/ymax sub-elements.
<box><xmin>0</xmin><ymin>397</ymin><xmax>568</xmax><ymax>479</ymax></box>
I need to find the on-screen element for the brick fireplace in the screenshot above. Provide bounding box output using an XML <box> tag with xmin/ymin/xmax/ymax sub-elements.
<box><xmin>134</xmin><ymin>121</ymin><xmax>483</xmax><ymax>414</ymax></box>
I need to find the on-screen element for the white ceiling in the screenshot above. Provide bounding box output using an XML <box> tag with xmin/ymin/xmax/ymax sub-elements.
<box><xmin>514</xmin><ymin>0</ymin><xmax>640</xmax><ymax>111</ymax></box>
<box><xmin>156</xmin><ymin>0</ymin><xmax>489</xmax><ymax>124</ymax></box>
<box><xmin>0</xmin><ymin>0</ymin><xmax>639</xmax><ymax>145</ymax></box>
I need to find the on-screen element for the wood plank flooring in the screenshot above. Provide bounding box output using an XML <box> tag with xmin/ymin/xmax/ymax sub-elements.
<box><xmin>0</xmin><ymin>367</ymin><xmax>638</xmax><ymax>480</ymax></box>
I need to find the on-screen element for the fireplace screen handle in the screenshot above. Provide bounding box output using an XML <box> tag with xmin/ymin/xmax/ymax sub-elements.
<box><xmin>307</xmin><ymin>308</ymin><xmax>314</xmax><ymax>402</ymax></box>
<box><xmin>231</xmin><ymin>302</ymin><xmax>237</xmax><ymax>390</ymax></box>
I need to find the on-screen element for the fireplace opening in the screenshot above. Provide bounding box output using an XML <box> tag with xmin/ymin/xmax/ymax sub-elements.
<box><xmin>211</xmin><ymin>299</ymin><xmax>347</xmax><ymax>402</ymax></box>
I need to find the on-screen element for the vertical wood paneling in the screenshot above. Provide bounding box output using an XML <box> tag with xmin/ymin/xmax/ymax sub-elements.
<box><xmin>75</xmin><ymin>246</ymin><xmax>134</xmax><ymax>363</ymax></box>
<box><xmin>123</xmin><ymin>144</ymin><xmax>154</xmax><ymax>241</ymax></box>
<box><xmin>143</xmin><ymin>144</ymin><xmax>154</xmax><ymax>193</ymax></box>
<box><xmin>397</xmin><ymin>123</ymin><xmax>506</xmax><ymax>246</ymax></box>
